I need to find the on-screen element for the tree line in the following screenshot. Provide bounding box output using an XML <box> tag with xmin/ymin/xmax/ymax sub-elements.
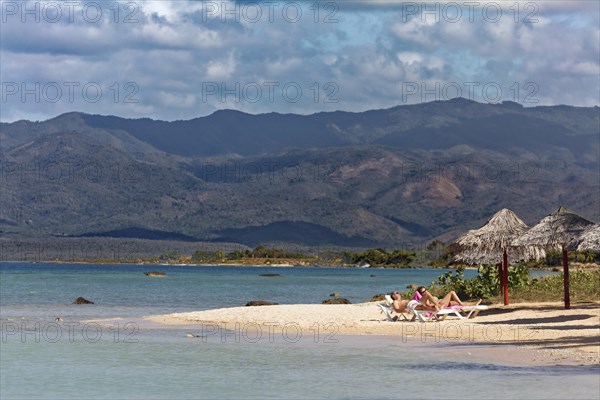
<box><xmin>154</xmin><ymin>242</ymin><xmax>599</xmax><ymax>267</ymax></box>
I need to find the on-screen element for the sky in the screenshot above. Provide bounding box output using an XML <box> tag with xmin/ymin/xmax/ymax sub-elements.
<box><xmin>0</xmin><ymin>0</ymin><xmax>599</xmax><ymax>122</ymax></box>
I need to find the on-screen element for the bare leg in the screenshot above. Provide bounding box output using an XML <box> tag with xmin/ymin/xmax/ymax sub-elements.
<box><xmin>415</xmin><ymin>304</ymin><xmax>437</xmax><ymax>312</ymax></box>
<box><xmin>421</xmin><ymin>291</ymin><xmax>446</xmax><ymax>311</ymax></box>
<box><xmin>437</xmin><ymin>291</ymin><xmax>463</xmax><ymax>309</ymax></box>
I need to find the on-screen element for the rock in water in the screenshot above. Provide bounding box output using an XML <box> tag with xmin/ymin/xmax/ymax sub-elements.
<box><xmin>73</xmin><ymin>297</ymin><xmax>94</xmax><ymax>304</ymax></box>
<box><xmin>144</xmin><ymin>271</ymin><xmax>167</xmax><ymax>277</ymax></box>
<box><xmin>322</xmin><ymin>298</ymin><xmax>351</xmax><ymax>304</ymax></box>
<box><xmin>246</xmin><ymin>300</ymin><xmax>279</xmax><ymax>306</ymax></box>
<box><xmin>258</xmin><ymin>273</ymin><xmax>281</xmax><ymax>277</ymax></box>
<box><xmin>369</xmin><ymin>293</ymin><xmax>386</xmax><ymax>302</ymax></box>
<box><xmin>330</xmin><ymin>292</ymin><xmax>341</xmax><ymax>297</ymax></box>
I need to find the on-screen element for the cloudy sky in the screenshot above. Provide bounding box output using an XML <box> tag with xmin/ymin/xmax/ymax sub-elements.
<box><xmin>1</xmin><ymin>0</ymin><xmax>598</xmax><ymax>122</ymax></box>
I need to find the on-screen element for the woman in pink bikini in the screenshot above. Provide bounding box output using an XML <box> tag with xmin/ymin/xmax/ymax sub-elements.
<box><xmin>389</xmin><ymin>291</ymin><xmax>437</xmax><ymax>313</ymax></box>
<box><xmin>390</xmin><ymin>287</ymin><xmax>479</xmax><ymax>314</ymax></box>
<box><xmin>413</xmin><ymin>286</ymin><xmax>482</xmax><ymax>311</ymax></box>
<box><xmin>412</xmin><ymin>286</ymin><xmax>464</xmax><ymax>311</ymax></box>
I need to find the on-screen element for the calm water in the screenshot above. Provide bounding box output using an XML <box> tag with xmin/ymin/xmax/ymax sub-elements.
<box><xmin>1</xmin><ymin>263</ymin><xmax>598</xmax><ymax>400</ymax></box>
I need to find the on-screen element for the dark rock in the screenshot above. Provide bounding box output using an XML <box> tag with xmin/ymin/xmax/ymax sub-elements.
<box><xmin>258</xmin><ymin>273</ymin><xmax>282</xmax><ymax>277</ymax></box>
<box><xmin>73</xmin><ymin>297</ymin><xmax>94</xmax><ymax>304</ymax></box>
<box><xmin>369</xmin><ymin>293</ymin><xmax>386</xmax><ymax>302</ymax></box>
<box><xmin>406</xmin><ymin>284</ymin><xmax>417</xmax><ymax>289</ymax></box>
<box><xmin>144</xmin><ymin>271</ymin><xmax>167</xmax><ymax>277</ymax></box>
<box><xmin>246</xmin><ymin>300</ymin><xmax>279</xmax><ymax>306</ymax></box>
<box><xmin>322</xmin><ymin>298</ymin><xmax>351</xmax><ymax>304</ymax></box>
<box><xmin>370</xmin><ymin>274</ymin><xmax>376</xmax><ymax>278</ymax></box>
<box><xmin>330</xmin><ymin>292</ymin><xmax>341</xmax><ymax>297</ymax></box>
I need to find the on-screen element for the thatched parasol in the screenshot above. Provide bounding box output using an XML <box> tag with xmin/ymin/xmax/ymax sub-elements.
<box><xmin>512</xmin><ymin>206</ymin><xmax>594</xmax><ymax>309</ymax></box>
<box><xmin>567</xmin><ymin>223</ymin><xmax>600</xmax><ymax>252</ymax></box>
<box><xmin>453</xmin><ymin>208</ymin><xmax>542</xmax><ymax>305</ymax></box>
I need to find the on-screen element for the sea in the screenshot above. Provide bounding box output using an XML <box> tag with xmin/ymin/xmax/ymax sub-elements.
<box><xmin>1</xmin><ymin>262</ymin><xmax>598</xmax><ymax>400</ymax></box>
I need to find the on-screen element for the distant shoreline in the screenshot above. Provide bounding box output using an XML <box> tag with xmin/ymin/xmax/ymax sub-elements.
<box><xmin>1</xmin><ymin>259</ymin><xmax>585</xmax><ymax>271</ymax></box>
<box><xmin>0</xmin><ymin>259</ymin><xmax>458</xmax><ymax>268</ymax></box>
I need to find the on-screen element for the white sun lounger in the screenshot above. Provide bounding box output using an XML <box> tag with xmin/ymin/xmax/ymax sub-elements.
<box><xmin>458</xmin><ymin>304</ymin><xmax>488</xmax><ymax>319</ymax></box>
<box><xmin>408</xmin><ymin>303</ymin><xmax>463</xmax><ymax>322</ymax></box>
<box><xmin>410</xmin><ymin>304</ymin><xmax>488</xmax><ymax>322</ymax></box>
<box><xmin>379</xmin><ymin>294</ymin><xmax>488</xmax><ymax>322</ymax></box>
<box><xmin>377</xmin><ymin>295</ymin><xmax>410</xmax><ymax>321</ymax></box>
<box><xmin>378</xmin><ymin>303</ymin><xmax>407</xmax><ymax>321</ymax></box>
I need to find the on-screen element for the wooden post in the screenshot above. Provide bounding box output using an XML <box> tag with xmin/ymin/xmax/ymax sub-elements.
<box><xmin>497</xmin><ymin>262</ymin><xmax>503</xmax><ymax>296</ymax></box>
<box><xmin>503</xmin><ymin>248</ymin><xmax>509</xmax><ymax>305</ymax></box>
<box><xmin>562</xmin><ymin>246</ymin><xmax>570</xmax><ymax>309</ymax></box>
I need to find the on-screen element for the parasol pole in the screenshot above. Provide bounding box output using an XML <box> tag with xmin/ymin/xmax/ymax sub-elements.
<box><xmin>497</xmin><ymin>262</ymin><xmax>503</xmax><ymax>297</ymax></box>
<box><xmin>502</xmin><ymin>248</ymin><xmax>509</xmax><ymax>305</ymax></box>
<box><xmin>562</xmin><ymin>245</ymin><xmax>570</xmax><ymax>309</ymax></box>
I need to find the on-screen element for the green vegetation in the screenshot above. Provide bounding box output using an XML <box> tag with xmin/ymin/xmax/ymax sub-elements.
<box><xmin>233</xmin><ymin>245</ymin><xmax>307</xmax><ymax>260</ymax></box>
<box><xmin>149</xmin><ymin>244</ymin><xmax>598</xmax><ymax>276</ymax></box>
<box><xmin>190</xmin><ymin>246</ymin><xmax>311</xmax><ymax>264</ymax></box>
<box><xmin>431</xmin><ymin>264</ymin><xmax>529</xmax><ymax>299</ymax></box>
<box><xmin>523</xmin><ymin>250</ymin><xmax>600</xmax><ymax>267</ymax></box>
<box><xmin>342</xmin><ymin>248</ymin><xmax>416</xmax><ymax>267</ymax></box>
<box><xmin>422</xmin><ymin>240</ymin><xmax>456</xmax><ymax>267</ymax></box>
<box><xmin>186</xmin><ymin>244</ymin><xmax>435</xmax><ymax>266</ymax></box>
<box><xmin>157</xmin><ymin>250</ymin><xmax>181</xmax><ymax>262</ymax></box>
<box><xmin>509</xmin><ymin>270</ymin><xmax>600</xmax><ymax>302</ymax></box>
<box><xmin>428</xmin><ymin>265</ymin><xmax>600</xmax><ymax>303</ymax></box>
<box><xmin>192</xmin><ymin>250</ymin><xmax>225</xmax><ymax>263</ymax></box>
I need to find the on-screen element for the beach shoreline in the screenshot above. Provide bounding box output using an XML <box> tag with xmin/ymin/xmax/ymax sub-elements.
<box><xmin>146</xmin><ymin>301</ymin><xmax>600</xmax><ymax>366</ymax></box>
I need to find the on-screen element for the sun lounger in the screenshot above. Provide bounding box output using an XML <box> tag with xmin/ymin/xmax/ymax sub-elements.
<box><xmin>410</xmin><ymin>304</ymin><xmax>488</xmax><ymax>322</ymax></box>
<box><xmin>378</xmin><ymin>303</ymin><xmax>408</xmax><ymax>321</ymax></box>
<box><xmin>457</xmin><ymin>304</ymin><xmax>488</xmax><ymax>319</ymax></box>
<box><xmin>377</xmin><ymin>295</ymin><xmax>410</xmax><ymax>321</ymax></box>
<box><xmin>379</xmin><ymin>294</ymin><xmax>487</xmax><ymax>322</ymax></box>
<box><xmin>408</xmin><ymin>303</ymin><xmax>463</xmax><ymax>322</ymax></box>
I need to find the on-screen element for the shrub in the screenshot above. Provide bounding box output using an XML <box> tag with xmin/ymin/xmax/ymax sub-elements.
<box><xmin>512</xmin><ymin>269</ymin><xmax>600</xmax><ymax>302</ymax></box>
<box><xmin>432</xmin><ymin>265</ymin><xmax>600</xmax><ymax>302</ymax></box>
<box><xmin>432</xmin><ymin>263</ymin><xmax>530</xmax><ymax>300</ymax></box>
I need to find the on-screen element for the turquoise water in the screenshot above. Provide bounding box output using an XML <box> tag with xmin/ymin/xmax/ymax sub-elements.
<box><xmin>1</xmin><ymin>263</ymin><xmax>598</xmax><ymax>400</ymax></box>
<box><xmin>0</xmin><ymin>263</ymin><xmax>480</xmax><ymax>320</ymax></box>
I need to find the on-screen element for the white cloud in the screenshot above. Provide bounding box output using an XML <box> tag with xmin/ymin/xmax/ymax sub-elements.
<box><xmin>134</xmin><ymin>22</ymin><xmax>220</xmax><ymax>49</ymax></box>
<box><xmin>158</xmin><ymin>91</ymin><xmax>196</xmax><ymax>108</ymax></box>
<box><xmin>206</xmin><ymin>52</ymin><xmax>237</xmax><ymax>80</ymax></box>
<box><xmin>0</xmin><ymin>0</ymin><xmax>598</xmax><ymax>122</ymax></box>
<box><xmin>266</xmin><ymin>58</ymin><xmax>303</xmax><ymax>76</ymax></box>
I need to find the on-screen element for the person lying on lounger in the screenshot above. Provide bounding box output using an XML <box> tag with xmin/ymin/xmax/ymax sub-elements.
<box><xmin>389</xmin><ymin>291</ymin><xmax>438</xmax><ymax>313</ymax></box>
<box><xmin>412</xmin><ymin>286</ymin><xmax>481</xmax><ymax>311</ymax></box>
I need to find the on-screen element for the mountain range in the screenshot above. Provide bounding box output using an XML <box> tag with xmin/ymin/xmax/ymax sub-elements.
<box><xmin>1</xmin><ymin>98</ymin><xmax>598</xmax><ymax>253</ymax></box>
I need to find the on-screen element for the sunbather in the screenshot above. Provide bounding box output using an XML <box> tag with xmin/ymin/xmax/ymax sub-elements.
<box><xmin>412</xmin><ymin>286</ymin><xmax>481</xmax><ymax>311</ymax></box>
<box><xmin>389</xmin><ymin>291</ymin><xmax>437</xmax><ymax>313</ymax></box>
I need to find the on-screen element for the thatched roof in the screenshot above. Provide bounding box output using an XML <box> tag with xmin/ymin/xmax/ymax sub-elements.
<box><xmin>454</xmin><ymin>246</ymin><xmax>546</xmax><ymax>265</ymax></box>
<box><xmin>567</xmin><ymin>223</ymin><xmax>600</xmax><ymax>251</ymax></box>
<box><xmin>512</xmin><ymin>206</ymin><xmax>594</xmax><ymax>257</ymax></box>
<box><xmin>453</xmin><ymin>208</ymin><xmax>544</xmax><ymax>264</ymax></box>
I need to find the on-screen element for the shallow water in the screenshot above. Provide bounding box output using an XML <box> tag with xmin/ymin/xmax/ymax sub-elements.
<box><xmin>0</xmin><ymin>262</ymin><xmax>482</xmax><ymax>320</ymax></box>
<box><xmin>1</xmin><ymin>263</ymin><xmax>597</xmax><ymax>400</ymax></box>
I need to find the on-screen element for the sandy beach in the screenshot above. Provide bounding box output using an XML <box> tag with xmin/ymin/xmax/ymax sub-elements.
<box><xmin>148</xmin><ymin>301</ymin><xmax>600</xmax><ymax>365</ymax></box>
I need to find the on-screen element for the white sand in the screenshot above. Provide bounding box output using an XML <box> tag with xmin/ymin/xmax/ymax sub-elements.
<box><xmin>147</xmin><ymin>301</ymin><xmax>600</xmax><ymax>365</ymax></box>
